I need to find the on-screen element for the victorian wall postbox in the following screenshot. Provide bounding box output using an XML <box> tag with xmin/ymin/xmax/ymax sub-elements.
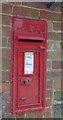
<box><xmin>11</xmin><ymin>17</ymin><xmax>47</xmax><ymax>113</ymax></box>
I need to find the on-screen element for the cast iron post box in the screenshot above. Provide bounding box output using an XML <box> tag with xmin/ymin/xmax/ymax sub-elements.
<box><xmin>11</xmin><ymin>17</ymin><xmax>47</xmax><ymax>113</ymax></box>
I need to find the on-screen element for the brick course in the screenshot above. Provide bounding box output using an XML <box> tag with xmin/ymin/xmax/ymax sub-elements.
<box><xmin>46</xmin><ymin>81</ymin><xmax>53</xmax><ymax>89</ymax></box>
<box><xmin>2</xmin><ymin>83</ymin><xmax>10</xmax><ymax>92</ymax></box>
<box><xmin>54</xmin><ymin>80</ymin><xmax>61</xmax><ymax>89</ymax></box>
<box><xmin>2</xmin><ymin>26</ymin><xmax>11</xmax><ymax>37</ymax></box>
<box><xmin>52</xmin><ymin>61</ymin><xmax>61</xmax><ymax>69</ymax></box>
<box><xmin>2</xmin><ymin>4</ymin><xmax>12</xmax><ymax>14</ymax></box>
<box><xmin>40</xmin><ymin>11</ymin><xmax>61</xmax><ymax>21</ymax></box>
<box><xmin>44</xmin><ymin>108</ymin><xmax>52</xmax><ymax>118</ymax></box>
<box><xmin>14</xmin><ymin>6</ymin><xmax>39</xmax><ymax>18</ymax></box>
<box><xmin>22</xmin><ymin>2</ymin><xmax>61</xmax><ymax>12</ymax></box>
<box><xmin>1</xmin><ymin>2</ymin><xmax>62</xmax><ymax>119</ymax></box>
<box><xmin>48</xmin><ymin>32</ymin><xmax>61</xmax><ymax>40</ymax></box>
<box><xmin>2</xmin><ymin>49</ymin><xmax>11</xmax><ymax>59</ymax></box>
<box><xmin>47</xmin><ymin>51</ymin><xmax>61</xmax><ymax>59</ymax></box>
<box><xmin>2</xmin><ymin>71</ymin><xmax>10</xmax><ymax>82</ymax></box>
<box><xmin>53</xmin><ymin>22</ymin><xmax>61</xmax><ymax>31</ymax></box>
<box><xmin>2</xmin><ymin>15</ymin><xmax>12</xmax><ymax>25</ymax></box>
<box><xmin>46</xmin><ymin>89</ymin><xmax>53</xmax><ymax>98</ymax></box>
<box><xmin>46</xmin><ymin>99</ymin><xmax>53</xmax><ymax>106</ymax></box>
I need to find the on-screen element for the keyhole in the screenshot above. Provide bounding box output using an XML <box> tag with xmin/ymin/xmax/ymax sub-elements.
<box><xmin>24</xmin><ymin>81</ymin><xmax>26</xmax><ymax>84</ymax></box>
<box><xmin>28</xmin><ymin>80</ymin><xmax>29</xmax><ymax>82</ymax></box>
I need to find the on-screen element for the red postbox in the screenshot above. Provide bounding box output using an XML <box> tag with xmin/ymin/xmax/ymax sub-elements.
<box><xmin>11</xmin><ymin>17</ymin><xmax>47</xmax><ymax>113</ymax></box>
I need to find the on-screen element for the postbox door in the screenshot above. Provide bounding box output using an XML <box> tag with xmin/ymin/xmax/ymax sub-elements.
<box><xmin>17</xmin><ymin>49</ymin><xmax>40</xmax><ymax>107</ymax></box>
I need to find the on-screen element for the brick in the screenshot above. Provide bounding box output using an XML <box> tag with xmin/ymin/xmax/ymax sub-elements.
<box><xmin>62</xmin><ymin>13</ymin><xmax>63</xmax><ymax>21</ymax></box>
<box><xmin>5</xmin><ymin>103</ymin><xmax>11</xmax><ymax>113</ymax></box>
<box><xmin>60</xmin><ymin>41</ymin><xmax>63</xmax><ymax>50</ymax></box>
<box><xmin>0</xmin><ymin>27</ymin><xmax>2</xmax><ymax>36</ymax></box>
<box><xmin>61</xmin><ymin>71</ymin><xmax>63</xmax><ymax>81</ymax></box>
<box><xmin>53</xmin><ymin>22</ymin><xmax>61</xmax><ymax>31</ymax></box>
<box><xmin>46</xmin><ymin>99</ymin><xmax>53</xmax><ymax>107</ymax></box>
<box><xmin>35</xmin><ymin>110</ymin><xmax>42</xmax><ymax>118</ymax></box>
<box><xmin>2</xmin><ymin>58</ymin><xmax>10</xmax><ymax>70</ymax></box>
<box><xmin>46</xmin><ymin>89</ymin><xmax>53</xmax><ymax>98</ymax></box>
<box><xmin>61</xmin><ymin>91</ymin><xmax>63</xmax><ymax>100</ymax></box>
<box><xmin>16</xmin><ymin>113</ymin><xmax>24</xmax><ymax>118</ymax></box>
<box><xmin>52</xmin><ymin>61</ymin><xmax>61</xmax><ymax>69</ymax></box>
<box><xmin>0</xmin><ymin>4</ymin><xmax>2</xmax><ymax>13</ymax></box>
<box><xmin>0</xmin><ymin>108</ymin><xmax>2</xmax><ymax>118</ymax></box>
<box><xmin>0</xmin><ymin>35</ymin><xmax>2</xmax><ymax>47</ymax></box>
<box><xmin>54</xmin><ymin>111</ymin><xmax>61</xmax><ymax>118</ymax></box>
<box><xmin>4</xmin><ymin>93</ymin><xmax>11</xmax><ymax>102</ymax></box>
<box><xmin>26</xmin><ymin>111</ymin><xmax>35</xmax><ymax>118</ymax></box>
<box><xmin>0</xmin><ymin>46</ymin><xmax>2</xmax><ymax>55</ymax></box>
<box><xmin>62</xmin><ymin>52</ymin><xmax>63</xmax><ymax>59</ymax></box>
<box><xmin>7</xmin><ymin>37</ymin><xmax>11</xmax><ymax>47</ymax></box>
<box><xmin>2</xmin><ymin>49</ymin><xmax>11</xmax><ymax>59</ymax></box>
<box><xmin>46</xmin><ymin>81</ymin><xmax>52</xmax><ymax>89</ymax></box>
<box><xmin>54</xmin><ymin>80</ymin><xmax>61</xmax><ymax>89</ymax></box>
<box><xmin>2</xmin><ymin>83</ymin><xmax>10</xmax><ymax>92</ymax></box>
<box><xmin>61</xmin><ymin>22</ymin><xmax>63</xmax><ymax>31</ymax></box>
<box><xmin>0</xmin><ymin>14</ymin><xmax>2</xmax><ymax>24</ymax></box>
<box><xmin>2</xmin><ymin>4</ymin><xmax>12</xmax><ymax>14</ymax></box>
<box><xmin>2</xmin><ymin>15</ymin><xmax>12</xmax><ymax>26</ymax></box>
<box><xmin>47</xmin><ymin>71</ymin><xmax>61</xmax><ymax>81</ymax></box>
<box><xmin>2</xmin><ymin>37</ymin><xmax>8</xmax><ymax>47</ymax></box>
<box><xmin>48</xmin><ymin>32</ymin><xmax>61</xmax><ymax>40</ymax></box>
<box><xmin>53</xmin><ymin>105</ymin><xmax>61</xmax><ymax>118</ymax></box>
<box><xmin>54</xmin><ymin>91</ymin><xmax>61</xmax><ymax>101</ymax></box>
<box><xmin>40</xmin><ymin>11</ymin><xmax>61</xmax><ymax>21</ymax></box>
<box><xmin>47</xmin><ymin>61</ymin><xmax>52</xmax><ymax>70</ymax></box>
<box><xmin>0</xmin><ymin>83</ymin><xmax>2</xmax><ymax>93</ymax></box>
<box><xmin>0</xmin><ymin>48</ymin><xmax>2</xmax><ymax>58</ymax></box>
<box><xmin>0</xmin><ymin>56</ymin><xmax>2</xmax><ymax>76</ymax></box>
<box><xmin>2</xmin><ymin>37</ymin><xmax>11</xmax><ymax>48</ymax></box>
<box><xmin>48</xmin><ymin>22</ymin><xmax>53</xmax><ymax>32</ymax></box>
<box><xmin>61</xmin><ymin>33</ymin><xmax>63</xmax><ymax>40</ymax></box>
<box><xmin>2</xmin><ymin>37</ymin><xmax>11</xmax><ymax>47</ymax></box>
<box><xmin>47</xmin><ymin>41</ymin><xmax>61</xmax><ymax>51</ymax></box>
<box><xmin>61</xmin><ymin>81</ymin><xmax>63</xmax><ymax>89</ymax></box>
<box><xmin>14</xmin><ymin>6</ymin><xmax>39</xmax><ymax>18</ymax></box>
<box><xmin>61</xmin><ymin>7</ymin><xmax>63</xmax><ymax>12</ymax></box>
<box><xmin>44</xmin><ymin>108</ymin><xmax>52</xmax><ymax>118</ymax></box>
<box><xmin>2</xmin><ymin>27</ymin><xmax>11</xmax><ymax>37</ymax></box>
<box><xmin>0</xmin><ymin>72</ymin><xmax>2</xmax><ymax>82</ymax></box>
<box><xmin>47</xmin><ymin>51</ymin><xmax>61</xmax><ymax>59</ymax></box>
<box><xmin>2</xmin><ymin>71</ymin><xmax>10</xmax><ymax>82</ymax></box>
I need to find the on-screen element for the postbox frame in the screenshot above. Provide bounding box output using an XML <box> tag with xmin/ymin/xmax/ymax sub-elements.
<box><xmin>11</xmin><ymin>17</ymin><xmax>47</xmax><ymax>113</ymax></box>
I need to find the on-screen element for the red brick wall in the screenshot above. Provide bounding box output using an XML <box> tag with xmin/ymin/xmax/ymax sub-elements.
<box><xmin>1</xmin><ymin>2</ymin><xmax>63</xmax><ymax>118</ymax></box>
